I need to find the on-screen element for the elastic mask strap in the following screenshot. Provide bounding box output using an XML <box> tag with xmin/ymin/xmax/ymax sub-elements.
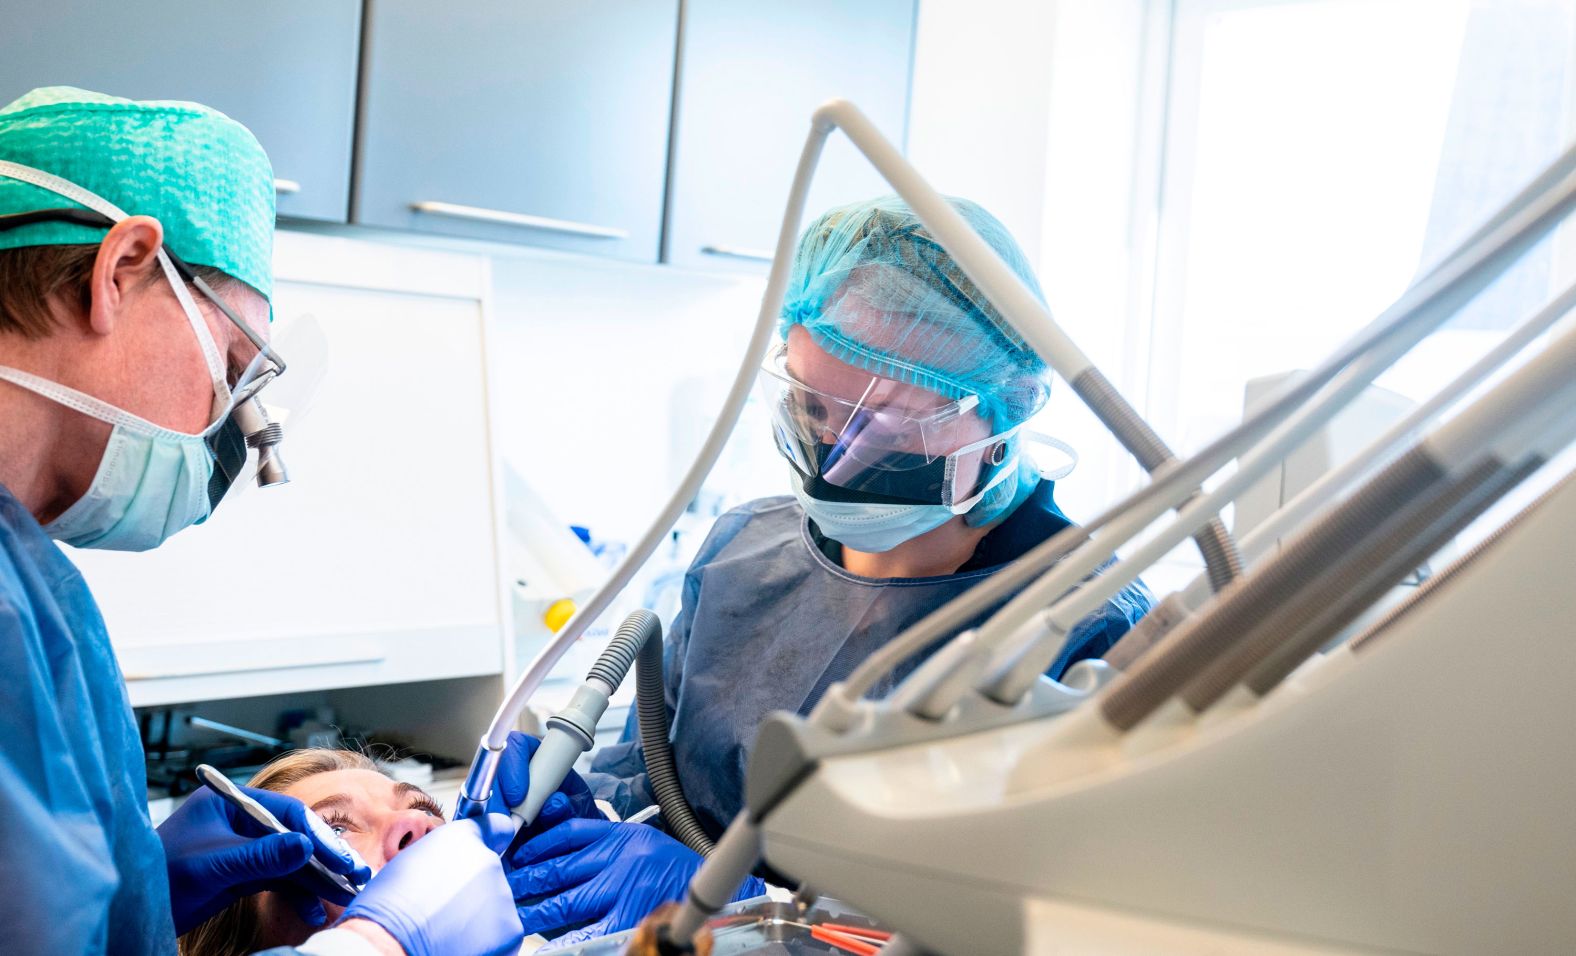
<box><xmin>951</xmin><ymin>421</ymin><xmax>1026</xmax><ymax>459</ymax></box>
<box><xmin>157</xmin><ymin>248</ymin><xmax>229</xmax><ymax>400</ymax></box>
<box><xmin>938</xmin><ymin>422</ymin><xmax>1026</xmax><ymax>513</ymax></box>
<box><xmin>1025</xmin><ymin>431</ymin><xmax>1079</xmax><ymax>482</ymax></box>
<box><xmin>0</xmin><ymin>160</ymin><xmax>230</xmax><ymax>401</ymax></box>
<box><xmin>946</xmin><ymin>453</ymin><xmax>1018</xmax><ymax>514</ymax></box>
<box><xmin>947</xmin><ymin>449</ymin><xmax>1024</xmax><ymax>516</ymax></box>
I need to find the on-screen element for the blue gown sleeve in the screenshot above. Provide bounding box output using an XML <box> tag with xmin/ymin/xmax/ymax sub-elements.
<box><xmin>0</xmin><ymin>598</ymin><xmax>122</xmax><ymax>953</ymax></box>
<box><xmin>1046</xmin><ymin>564</ymin><xmax>1155</xmax><ymax>680</ymax></box>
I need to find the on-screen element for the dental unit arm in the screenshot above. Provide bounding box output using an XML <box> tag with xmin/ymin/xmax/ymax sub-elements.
<box><xmin>620</xmin><ymin>104</ymin><xmax>1576</xmax><ymax>956</ymax></box>
<box><xmin>479</xmin><ymin>96</ymin><xmax>1576</xmax><ymax>955</ymax></box>
<box><xmin>623</xmin><ymin>97</ymin><xmax>1256</xmax><ymax>953</ymax></box>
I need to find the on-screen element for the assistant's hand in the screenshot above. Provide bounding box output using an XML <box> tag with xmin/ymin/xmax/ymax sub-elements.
<box><xmin>159</xmin><ymin>783</ymin><xmax>372</xmax><ymax>935</ymax></box>
<box><xmin>341</xmin><ymin>813</ymin><xmax>524</xmax><ymax>956</ymax></box>
<box><xmin>487</xmin><ymin>731</ymin><xmax>603</xmax><ymax>839</ymax></box>
<box><xmin>509</xmin><ymin>819</ymin><xmax>765</xmax><ymax>948</ymax></box>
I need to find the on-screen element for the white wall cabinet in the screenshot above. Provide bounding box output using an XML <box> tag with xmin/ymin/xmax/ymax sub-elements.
<box><xmin>69</xmin><ymin>234</ymin><xmax>511</xmax><ymax>707</ymax></box>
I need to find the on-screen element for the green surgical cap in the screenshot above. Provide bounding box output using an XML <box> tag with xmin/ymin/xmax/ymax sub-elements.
<box><xmin>0</xmin><ymin>86</ymin><xmax>275</xmax><ymax>303</ymax></box>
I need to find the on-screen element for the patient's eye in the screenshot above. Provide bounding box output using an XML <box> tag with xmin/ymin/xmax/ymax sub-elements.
<box><xmin>410</xmin><ymin>795</ymin><xmax>445</xmax><ymax>819</ymax></box>
<box><xmin>322</xmin><ymin>813</ymin><xmax>355</xmax><ymax>835</ymax></box>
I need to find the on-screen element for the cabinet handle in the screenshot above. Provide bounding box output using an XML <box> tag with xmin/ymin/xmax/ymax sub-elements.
<box><xmin>274</xmin><ymin>179</ymin><xmax>302</xmax><ymax>195</ymax></box>
<box><xmin>700</xmin><ymin>244</ymin><xmax>774</xmax><ymax>262</ymax></box>
<box><xmin>411</xmin><ymin>200</ymin><xmax>629</xmax><ymax>240</ymax></box>
<box><xmin>123</xmin><ymin>652</ymin><xmax>386</xmax><ymax>681</ymax></box>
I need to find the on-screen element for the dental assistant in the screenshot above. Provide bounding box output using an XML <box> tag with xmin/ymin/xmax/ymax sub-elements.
<box><xmin>505</xmin><ymin>197</ymin><xmax>1155</xmax><ymax>945</ymax></box>
<box><xmin>0</xmin><ymin>88</ymin><xmax>523</xmax><ymax>956</ymax></box>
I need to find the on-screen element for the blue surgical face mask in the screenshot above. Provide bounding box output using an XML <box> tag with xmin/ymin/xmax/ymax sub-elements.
<box><xmin>790</xmin><ymin>431</ymin><xmax>1079</xmax><ymax>554</ymax></box>
<box><xmin>791</xmin><ymin>440</ymin><xmax>1021</xmax><ymax>554</ymax></box>
<box><xmin>793</xmin><ymin>484</ymin><xmax>956</xmax><ymax>553</ymax></box>
<box><xmin>43</xmin><ymin>417</ymin><xmax>216</xmax><ymax>552</ymax></box>
<box><xmin>0</xmin><ymin>365</ymin><xmax>254</xmax><ymax>552</ymax></box>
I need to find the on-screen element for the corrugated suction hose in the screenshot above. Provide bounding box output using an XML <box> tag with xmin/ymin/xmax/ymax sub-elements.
<box><xmin>628</xmin><ymin>610</ymin><xmax>716</xmax><ymax>856</ymax></box>
<box><xmin>590</xmin><ymin>609</ymin><xmax>715</xmax><ymax>856</ymax></box>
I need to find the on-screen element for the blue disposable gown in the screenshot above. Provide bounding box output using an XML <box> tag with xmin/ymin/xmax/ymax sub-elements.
<box><xmin>0</xmin><ymin>484</ymin><xmax>323</xmax><ymax>956</ymax></box>
<box><xmin>587</xmin><ymin>481</ymin><xmax>1153</xmax><ymax>834</ymax></box>
<box><xmin>0</xmin><ymin>483</ymin><xmax>177</xmax><ymax>954</ymax></box>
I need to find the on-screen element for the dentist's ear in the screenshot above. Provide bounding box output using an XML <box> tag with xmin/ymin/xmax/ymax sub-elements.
<box><xmin>86</xmin><ymin>216</ymin><xmax>164</xmax><ymax>336</ymax></box>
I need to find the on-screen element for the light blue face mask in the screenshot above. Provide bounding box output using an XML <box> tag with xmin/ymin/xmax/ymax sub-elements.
<box><xmin>792</xmin><ymin>432</ymin><xmax>1077</xmax><ymax>554</ymax></box>
<box><xmin>0</xmin><ymin>366</ymin><xmax>239</xmax><ymax>552</ymax></box>
<box><xmin>792</xmin><ymin>486</ymin><xmax>955</xmax><ymax>554</ymax></box>
<box><xmin>48</xmin><ymin>432</ymin><xmax>214</xmax><ymax>552</ymax></box>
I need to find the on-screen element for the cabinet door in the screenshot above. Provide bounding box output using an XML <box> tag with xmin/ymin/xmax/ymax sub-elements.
<box><xmin>0</xmin><ymin>0</ymin><xmax>361</xmax><ymax>223</ymax></box>
<box><xmin>664</xmin><ymin>0</ymin><xmax>918</xmax><ymax>272</ymax></box>
<box><xmin>70</xmin><ymin>235</ymin><xmax>508</xmax><ymax>707</ymax></box>
<box><xmin>355</xmin><ymin>0</ymin><xmax>678</xmax><ymax>262</ymax></box>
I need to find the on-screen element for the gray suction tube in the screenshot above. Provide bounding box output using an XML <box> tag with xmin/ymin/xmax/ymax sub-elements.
<box><xmin>575</xmin><ymin>609</ymin><xmax>712</xmax><ymax>855</ymax></box>
<box><xmin>634</xmin><ymin>613</ymin><xmax>715</xmax><ymax>856</ymax></box>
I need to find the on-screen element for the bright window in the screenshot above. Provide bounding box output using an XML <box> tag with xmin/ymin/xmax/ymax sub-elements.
<box><xmin>1133</xmin><ymin>0</ymin><xmax>1576</xmax><ymax>587</ymax></box>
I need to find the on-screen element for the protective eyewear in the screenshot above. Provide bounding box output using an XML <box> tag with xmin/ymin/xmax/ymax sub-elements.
<box><xmin>756</xmin><ymin>342</ymin><xmax>1015</xmax><ymax>509</ymax></box>
<box><xmin>0</xmin><ymin>207</ymin><xmax>292</xmax><ymax>505</ymax></box>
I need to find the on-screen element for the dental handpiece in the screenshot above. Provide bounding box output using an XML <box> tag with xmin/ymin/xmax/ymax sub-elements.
<box><xmin>195</xmin><ymin>764</ymin><xmax>366</xmax><ymax>897</ymax></box>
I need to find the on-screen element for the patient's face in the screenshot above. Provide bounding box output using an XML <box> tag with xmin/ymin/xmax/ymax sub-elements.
<box><xmin>287</xmin><ymin>768</ymin><xmax>446</xmax><ymax>871</ymax></box>
<box><xmin>257</xmin><ymin>769</ymin><xmax>446</xmax><ymax>942</ymax></box>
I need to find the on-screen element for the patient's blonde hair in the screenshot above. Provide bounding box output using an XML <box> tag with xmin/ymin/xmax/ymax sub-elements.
<box><xmin>178</xmin><ymin>749</ymin><xmax>383</xmax><ymax>956</ymax></box>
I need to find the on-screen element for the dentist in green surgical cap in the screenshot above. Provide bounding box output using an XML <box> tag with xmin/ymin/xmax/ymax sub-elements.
<box><xmin>0</xmin><ymin>87</ymin><xmax>523</xmax><ymax>956</ymax></box>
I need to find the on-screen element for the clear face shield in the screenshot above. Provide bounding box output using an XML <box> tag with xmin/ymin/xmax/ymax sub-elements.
<box><xmin>0</xmin><ymin>204</ymin><xmax>317</xmax><ymax>515</ymax></box>
<box><xmin>756</xmin><ymin>342</ymin><xmax>1019</xmax><ymax>512</ymax></box>
<box><xmin>200</xmin><ymin>305</ymin><xmax>329</xmax><ymax>510</ymax></box>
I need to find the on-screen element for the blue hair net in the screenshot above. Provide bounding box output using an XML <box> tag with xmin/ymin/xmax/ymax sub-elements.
<box><xmin>780</xmin><ymin>195</ymin><xmax>1053</xmax><ymax>527</ymax></box>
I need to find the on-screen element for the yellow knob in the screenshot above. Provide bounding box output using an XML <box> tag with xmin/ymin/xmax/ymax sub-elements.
<box><xmin>543</xmin><ymin>599</ymin><xmax>577</xmax><ymax>633</ymax></box>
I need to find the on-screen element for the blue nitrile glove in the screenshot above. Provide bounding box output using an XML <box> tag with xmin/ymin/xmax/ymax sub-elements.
<box><xmin>341</xmin><ymin>813</ymin><xmax>524</xmax><ymax>956</ymax></box>
<box><xmin>487</xmin><ymin>731</ymin><xmax>603</xmax><ymax>842</ymax></box>
<box><xmin>159</xmin><ymin>783</ymin><xmax>373</xmax><ymax>935</ymax></box>
<box><xmin>509</xmin><ymin>819</ymin><xmax>765</xmax><ymax>948</ymax></box>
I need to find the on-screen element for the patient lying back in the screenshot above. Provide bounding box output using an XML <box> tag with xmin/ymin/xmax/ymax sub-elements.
<box><xmin>180</xmin><ymin>749</ymin><xmax>446</xmax><ymax>956</ymax></box>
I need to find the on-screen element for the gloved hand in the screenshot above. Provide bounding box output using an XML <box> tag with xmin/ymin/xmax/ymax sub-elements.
<box><xmin>486</xmin><ymin>731</ymin><xmax>603</xmax><ymax>841</ymax></box>
<box><xmin>341</xmin><ymin>813</ymin><xmax>524</xmax><ymax>956</ymax></box>
<box><xmin>508</xmin><ymin>819</ymin><xmax>765</xmax><ymax>947</ymax></box>
<box><xmin>159</xmin><ymin>783</ymin><xmax>373</xmax><ymax>935</ymax></box>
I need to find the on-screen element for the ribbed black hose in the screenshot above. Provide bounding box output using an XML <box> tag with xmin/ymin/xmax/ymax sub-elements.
<box><xmin>584</xmin><ymin>610</ymin><xmax>713</xmax><ymax>855</ymax></box>
<box><xmin>630</xmin><ymin>611</ymin><xmax>715</xmax><ymax>856</ymax></box>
